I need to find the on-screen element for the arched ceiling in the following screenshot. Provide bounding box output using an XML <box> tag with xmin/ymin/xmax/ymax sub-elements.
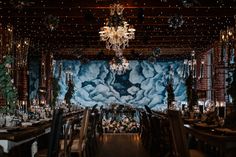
<box><xmin>1</xmin><ymin>0</ymin><xmax>236</xmax><ymax>59</ymax></box>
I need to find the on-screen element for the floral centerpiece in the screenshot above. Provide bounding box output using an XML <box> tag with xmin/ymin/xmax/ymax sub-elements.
<box><xmin>102</xmin><ymin>104</ymin><xmax>139</xmax><ymax>133</ymax></box>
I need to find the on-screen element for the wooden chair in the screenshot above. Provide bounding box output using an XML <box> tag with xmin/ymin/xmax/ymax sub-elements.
<box><xmin>0</xmin><ymin>146</ymin><xmax>4</xmax><ymax>157</ymax></box>
<box><xmin>97</xmin><ymin>106</ymin><xmax>104</xmax><ymax>138</ymax></box>
<box><xmin>86</xmin><ymin>108</ymin><xmax>99</xmax><ymax>157</ymax></box>
<box><xmin>167</xmin><ymin>109</ymin><xmax>206</xmax><ymax>157</ymax></box>
<box><xmin>70</xmin><ymin>108</ymin><xmax>90</xmax><ymax>157</ymax></box>
<box><xmin>149</xmin><ymin>115</ymin><xmax>161</xmax><ymax>154</ymax></box>
<box><xmin>139</xmin><ymin>110</ymin><xmax>151</xmax><ymax>149</ymax></box>
<box><xmin>37</xmin><ymin>108</ymin><xmax>64</xmax><ymax>157</ymax></box>
<box><xmin>59</xmin><ymin>118</ymin><xmax>77</xmax><ymax>157</ymax></box>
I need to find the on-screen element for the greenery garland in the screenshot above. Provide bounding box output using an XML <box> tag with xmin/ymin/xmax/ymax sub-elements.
<box><xmin>64</xmin><ymin>80</ymin><xmax>74</xmax><ymax>105</ymax></box>
<box><xmin>166</xmin><ymin>80</ymin><xmax>175</xmax><ymax>109</ymax></box>
<box><xmin>51</xmin><ymin>77</ymin><xmax>60</xmax><ymax>107</ymax></box>
<box><xmin>0</xmin><ymin>55</ymin><xmax>18</xmax><ymax>114</ymax></box>
<box><xmin>185</xmin><ymin>72</ymin><xmax>198</xmax><ymax>111</ymax></box>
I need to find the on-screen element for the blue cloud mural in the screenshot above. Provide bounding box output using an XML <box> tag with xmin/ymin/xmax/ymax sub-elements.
<box><xmin>53</xmin><ymin>60</ymin><xmax>186</xmax><ymax>110</ymax></box>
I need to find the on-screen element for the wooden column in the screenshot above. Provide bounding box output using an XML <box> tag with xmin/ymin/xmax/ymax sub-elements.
<box><xmin>17</xmin><ymin>67</ymin><xmax>28</xmax><ymax>106</ymax></box>
<box><xmin>39</xmin><ymin>50</ymin><xmax>47</xmax><ymax>106</ymax></box>
<box><xmin>213</xmin><ymin>42</ymin><xmax>227</xmax><ymax>102</ymax></box>
<box><xmin>46</xmin><ymin>53</ymin><xmax>53</xmax><ymax>105</ymax></box>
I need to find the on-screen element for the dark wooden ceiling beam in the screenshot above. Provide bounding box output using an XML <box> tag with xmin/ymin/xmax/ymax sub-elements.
<box><xmin>3</xmin><ymin>6</ymin><xmax>236</xmax><ymax>17</ymax></box>
<box><xmin>2</xmin><ymin>0</ymin><xmax>234</xmax><ymax>58</ymax></box>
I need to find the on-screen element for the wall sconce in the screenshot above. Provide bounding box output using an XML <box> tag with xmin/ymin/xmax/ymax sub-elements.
<box><xmin>182</xmin><ymin>51</ymin><xmax>198</xmax><ymax>79</ymax></box>
<box><xmin>199</xmin><ymin>60</ymin><xmax>204</xmax><ymax>79</ymax></box>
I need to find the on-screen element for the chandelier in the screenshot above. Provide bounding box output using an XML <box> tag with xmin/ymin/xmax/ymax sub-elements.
<box><xmin>219</xmin><ymin>21</ymin><xmax>235</xmax><ymax>64</ymax></box>
<box><xmin>109</xmin><ymin>55</ymin><xmax>129</xmax><ymax>75</ymax></box>
<box><xmin>99</xmin><ymin>3</ymin><xmax>135</xmax><ymax>52</ymax></box>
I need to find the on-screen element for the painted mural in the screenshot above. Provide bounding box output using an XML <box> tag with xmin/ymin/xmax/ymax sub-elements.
<box><xmin>52</xmin><ymin>60</ymin><xmax>186</xmax><ymax>110</ymax></box>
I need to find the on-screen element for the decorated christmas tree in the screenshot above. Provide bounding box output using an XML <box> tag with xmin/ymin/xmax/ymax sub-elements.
<box><xmin>0</xmin><ymin>55</ymin><xmax>18</xmax><ymax>113</ymax></box>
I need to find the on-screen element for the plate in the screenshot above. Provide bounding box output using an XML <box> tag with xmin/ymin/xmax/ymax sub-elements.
<box><xmin>30</xmin><ymin>120</ymin><xmax>40</xmax><ymax>124</ymax></box>
<box><xmin>0</xmin><ymin>129</ymin><xmax>8</xmax><ymax>133</ymax></box>
<box><xmin>21</xmin><ymin>122</ymin><xmax>33</xmax><ymax>127</ymax></box>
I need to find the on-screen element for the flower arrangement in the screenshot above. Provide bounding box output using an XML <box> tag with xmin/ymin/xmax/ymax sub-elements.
<box><xmin>102</xmin><ymin>115</ymin><xmax>140</xmax><ymax>133</ymax></box>
<box><xmin>102</xmin><ymin>104</ymin><xmax>140</xmax><ymax>133</ymax></box>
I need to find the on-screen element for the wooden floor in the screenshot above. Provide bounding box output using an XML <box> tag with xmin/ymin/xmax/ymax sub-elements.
<box><xmin>96</xmin><ymin>133</ymin><xmax>150</xmax><ymax>157</ymax></box>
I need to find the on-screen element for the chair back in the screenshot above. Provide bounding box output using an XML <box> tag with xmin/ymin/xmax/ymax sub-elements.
<box><xmin>62</xmin><ymin>118</ymin><xmax>77</xmax><ymax>157</ymax></box>
<box><xmin>76</xmin><ymin>108</ymin><xmax>90</xmax><ymax>148</ymax></box>
<box><xmin>91</xmin><ymin>104</ymin><xmax>98</xmax><ymax>113</ymax></box>
<box><xmin>82</xmin><ymin>109</ymin><xmax>91</xmax><ymax>140</ymax></box>
<box><xmin>167</xmin><ymin>110</ymin><xmax>190</xmax><ymax>157</ymax></box>
<box><xmin>144</xmin><ymin>105</ymin><xmax>152</xmax><ymax>115</ymax></box>
<box><xmin>79</xmin><ymin>108</ymin><xmax>88</xmax><ymax>140</ymax></box>
<box><xmin>48</xmin><ymin>108</ymin><xmax>64</xmax><ymax>157</ymax></box>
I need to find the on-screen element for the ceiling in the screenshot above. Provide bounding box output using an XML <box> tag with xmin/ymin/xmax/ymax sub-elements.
<box><xmin>1</xmin><ymin>0</ymin><xmax>236</xmax><ymax>59</ymax></box>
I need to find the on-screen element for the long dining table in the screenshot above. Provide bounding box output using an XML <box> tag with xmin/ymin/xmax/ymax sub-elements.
<box><xmin>0</xmin><ymin>109</ymin><xmax>83</xmax><ymax>157</ymax></box>
<box><xmin>0</xmin><ymin>120</ymin><xmax>51</xmax><ymax>156</ymax></box>
<box><xmin>184</xmin><ymin>123</ymin><xmax>236</xmax><ymax>157</ymax></box>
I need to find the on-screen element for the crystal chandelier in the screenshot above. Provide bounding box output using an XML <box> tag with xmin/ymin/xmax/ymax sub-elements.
<box><xmin>99</xmin><ymin>3</ymin><xmax>135</xmax><ymax>52</ymax></box>
<box><xmin>109</xmin><ymin>55</ymin><xmax>129</xmax><ymax>75</ymax></box>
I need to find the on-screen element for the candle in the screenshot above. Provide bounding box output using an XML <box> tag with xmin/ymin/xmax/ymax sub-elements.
<box><xmin>200</xmin><ymin>60</ymin><xmax>204</xmax><ymax>79</ymax></box>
